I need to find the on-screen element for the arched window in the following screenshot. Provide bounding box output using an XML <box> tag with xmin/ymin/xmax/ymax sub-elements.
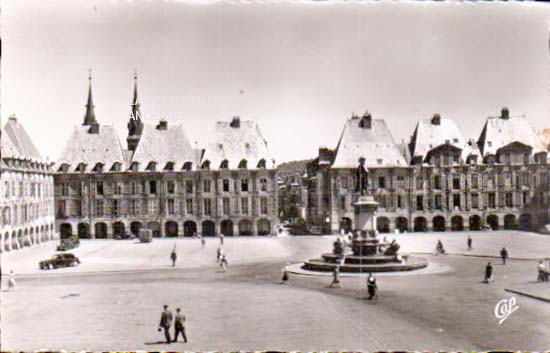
<box><xmin>146</xmin><ymin>161</ymin><xmax>157</xmax><ymax>171</ymax></box>
<box><xmin>130</xmin><ymin>162</ymin><xmax>139</xmax><ymax>172</ymax></box>
<box><xmin>164</xmin><ymin>162</ymin><xmax>175</xmax><ymax>171</ymax></box>
<box><xmin>182</xmin><ymin>162</ymin><xmax>193</xmax><ymax>171</ymax></box>
<box><xmin>256</xmin><ymin>159</ymin><xmax>266</xmax><ymax>169</ymax></box>
<box><xmin>220</xmin><ymin>160</ymin><xmax>229</xmax><ymax>169</ymax></box>
<box><xmin>238</xmin><ymin>159</ymin><xmax>248</xmax><ymax>169</ymax></box>
<box><xmin>201</xmin><ymin>160</ymin><xmax>210</xmax><ymax>170</ymax></box>
<box><xmin>76</xmin><ymin>163</ymin><xmax>87</xmax><ymax>172</ymax></box>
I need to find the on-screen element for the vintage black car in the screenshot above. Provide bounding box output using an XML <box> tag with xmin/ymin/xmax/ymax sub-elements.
<box><xmin>39</xmin><ymin>253</ymin><xmax>81</xmax><ymax>270</ymax></box>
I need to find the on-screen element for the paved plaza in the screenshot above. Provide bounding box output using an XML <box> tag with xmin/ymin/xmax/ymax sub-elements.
<box><xmin>1</xmin><ymin>231</ymin><xmax>550</xmax><ymax>351</ymax></box>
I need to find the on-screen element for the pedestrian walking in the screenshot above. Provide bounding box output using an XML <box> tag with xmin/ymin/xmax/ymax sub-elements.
<box><xmin>329</xmin><ymin>266</ymin><xmax>342</xmax><ymax>288</ymax></box>
<box><xmin>200</xmin><ymin>235</ymin><xmax>205</xmax><ymax>249</ymax></box>
<box><xmin>173</xmin><ymin>308</ymin><xmax>188</xmax><ymax>343</ymax></box>
<box><xmin>538</xmin><ymin>260</ymin><xmax>549</xmax><ymax>282</ymax></box>
<box><xmin>158</xmin><ymin>305</ymin><xmax>173</xmax><ymax>344</ymax></box>
<box><xmin>219</xmin><ymin>233</ymin><xmax>225</xmax><ymax>245</ymax></box>
<box><xmin>170</xmin><ymin>244</ymin><xmax>177</xmax><ymax>267</ymax></box>
<box><xmin>220</xmin><ymin>254</ymin><xmax>228</xmax><ymax>272</ymax></box>
<box><xmin>467</xmin><ymin>236</ymin><xmax>473</xmax><ymax>251</ymax></box>
<box><xmin>485</xmin><ymin>262</ymin><xmax>493</xmax><ymax>283</ymax></box>
<box><xmin>7</xmin><ymin>270</ymin><xmax>16</xmax><ymax>292</ymax></box>
<box><xmin>367</xmin><ymin>272</ymin><xmax>377</xmax><ymax>300</ymax></box>
<box><xmin>281</xmin><ymin>262</ymin><xmax>290</xmax><ymax>284</ymax></box>
<box><xmin>500</xmin><ymin>247</ymin><xmax>508</xmax><ymax>265</ymax></box>
<box><xmin>216</xmin><ymin>247</ymin><xmax>223</xmax><ymax>262</ymax></box>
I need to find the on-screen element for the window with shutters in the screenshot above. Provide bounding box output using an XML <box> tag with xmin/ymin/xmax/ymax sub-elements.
<box><xmin>223</xmin><ymin>198</ymin><xmax>230</xmax><ymax>215</ymax></box>
<box><xmin>203</xmin><ymin>199</ymin><xmax>212</xmax><ymax>216</ymax></box>
<box><xmin>241</xmin><ymin>197</ymin><xmax>249</xmax><ymax>214</ymax></box>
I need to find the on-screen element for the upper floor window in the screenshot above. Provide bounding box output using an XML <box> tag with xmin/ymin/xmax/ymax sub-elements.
<box><xmin>182</xmin><ymin>161</ymin><xmax>193</xmax><ymax>171</ymax></box>
<box><xmin>257</xmin><ymin>159</ymin><xmax>266</xmax><ymax>169</ymax></box>
<box><xmin>93</xmin><ymin>163</ymin><xmax>104</xmax><ymax>173</ymax></box>
<box><xmin>220</xmin><ymin>160</ymin><xmax>229</xmax><ymax>169</ymax></box>
<box><xmin>238</xmin><ymin>159</ymin><xmax>248</xmax><ymax>169</ymax></box>
<box><xmin>260</xmin><ymin>178</ymin><xmax>268</xmax><ymax>192</ymax></box>
<box><xmin>185</xmin><ymin>180</ymin><xmax>194</xmax><ymax>194</ymax></box>
<box><xmin>164</xmin><ymin>162</ymin><xmax>175</xmax><ymax>171</ymax></box>
<box><xmin>203</xmin><ymin>180</ymin><xmax>211</xmax><ymax>193</ymax></box>
<box><xmin>241</xmin><ymin>179</ymin><xmax>249</xmax><ymax>192</ymax></box>
<box><xmin>167</xmin><ymin>181</ymin><xmax>175</xmax><ymax>194</ymax></box>
<box><xmin>96</xmin><ymin>182</ymin><xmax>104</xmax><ymax>195</ymax></box>
<box><xmin>130</xmin><ymin>162</ymin><xmax>139</xmax><ymax>172</ymax></box>
<box><xmin>149</xmin><ymin>180</ymin><xmax>157</xmax><ymax>195</ymax></box>
<box><xmin>111</xmin><ymin>162</ymin><xmax>122</xmax><ymax>172</ymax></box>
<box><xmin>378</xmin><ymin>177</ymin><xmax>385</xmax><ymax>189</ymax></box>
<box><xmin>146</xmin><ymin>161</ymin><xmax>157</xmax><ymax>172</ymax></box>
<box><xmin>201</xmin><ymin>160</ymin><xmax>210</xmax><ymax>170</ymax></box>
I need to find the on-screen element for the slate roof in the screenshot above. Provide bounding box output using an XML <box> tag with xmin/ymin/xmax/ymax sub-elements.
<box><xmin>537</xmin><ymin>128</ymin><xmax>550</xmax><ymax>152</ymax></box>
<box><xmin>130</xmin><ymin>121</ymin><xmax>195</xmax><ymax>171</ymax></box>
<box><xmin>331</xmin><ymin>114</ymin><xmax>407</xmax><ymax>169</ymax></box>
<box><xmin>477</xmin><ymin>109</ymin><xmax>545</xmax><ymax>156</ymax></box>
<box><xmin>1</xmin><ymin>116</ymin><xmax>43</xmax><ymax>160</ymax></box>
<box><xmin>201</xmin><ymin>117</ymin><xmax>275</xmax><ymax>170</ymax></box>
<box><xmin>409</xmin><ymin>115</ymin><xmax>468</xmax><ymax>162</ymax></box>
<box><xmin>56</xmin><ymin>125</ymin><xmax>127</xmax><ymax>172</ymax></box>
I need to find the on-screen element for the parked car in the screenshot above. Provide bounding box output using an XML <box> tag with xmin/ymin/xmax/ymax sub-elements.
<box><xmin>139</xmin><ymin>229</ymin><xmax>153</xmax><ymax>243</ymax></box>
<box><xmin>57</xmin><ymin>235</ymin><xmax>80</xmax><ymax>251</ymax></box>
<box><xmin>40</xmin><ymin>253</ymin><xmax>80</xmax><ymax>270</ymax></box>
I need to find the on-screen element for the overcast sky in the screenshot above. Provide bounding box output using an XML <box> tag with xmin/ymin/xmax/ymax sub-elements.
<box><xmin>3</xmin><ymin>1</ymin><xmax>550</xmax><ymax>164</ymax></box>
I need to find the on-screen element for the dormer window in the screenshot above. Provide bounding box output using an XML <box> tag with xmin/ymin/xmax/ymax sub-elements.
<box><xmin>238</xmin><ymin>159</ymin><xmax>248</xmax><ymax>169</ymax></box>
<box><xmin>58</xmin><ymin>163</ymin><xmax>70</xmax><ymax>173</ymax></box>
<box><xmin>146</xmin><ymin>161</ymin><xmax>157</xmax><ymax>172</ymax></box>
<box><xmin>93</xmin><ymin>163</ymin><xmax>104</xmax><ymax>173</ymax></box>
<box><xmin>164</xmin><ymin>162</ymin><xmax>175</xmax><ymax>171</ymax></box>
<box><xmin>220</xmin><ymin>160</ymin><xmax>229</xmax><ymax>169</ymax></box>
<box><xmin>76</xmin><ymin>163</ymin><xmax>87</xmax><ymax>172</ymax></box>
<box><xmin>257</xmin><ymin>159</ymin><xmax>266</xmax><ymax>169</ymax></box>
<box><xmin>202</xmin><ymin>160</ymin><xmax>210</xmax><ymax>170</ymax></box>
<box><xmin>130</xmin><ymin>162</ymin><xmax>139</xmax><ymax>172</ymax></box>
<box><xmin>182</xmin><ymin>161</ymin><xmax>193</xmax><ymax>171</ymax></box>
<box><xmin>110</xmin><ymin>162</ymin><xmax>122</xmax><ymax>172</ymax></box>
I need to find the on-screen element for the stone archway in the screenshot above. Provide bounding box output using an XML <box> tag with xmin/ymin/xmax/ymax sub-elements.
<box><xmin>257</xmin><ymin>219</ymin><xmax>271</xmax><ymax>236</ymax></box>
<box><xmin>60</xmin><ymin>223</ymin><xmax>73</xmax><ymax>239</ymax></box>
<box><xmin>238</xmin><ymin>219</ymin><xmax>253</xmax><ymax>236</ymax></box>
<box><xmin>433</xmin><ymin>216</ymin><xmax>446</xmax><ymax>232</ymax></box>
<box><xmin>95</xmin><ymin>222</ymin><xmax>108</xmax><ymax>239</ymax></box>
<box><xmin>202</xmin><ymin>220</ymin><xmax>216</xmax><ymax>237</ymax></box>
<box><xmin>451</xmin><ymin>215</ymin><xmax>464</xmax><ymax>231</ymax></box>
<box><xmin>487</xmin><ymin>215</ymin><xmax>499</xmax><ymax>230</ymax></box>
<box><xmin>504</xmin><ymin>214</ymin><xmax>517</xmax><ymax>230</ymax></box>
<box><xmin>184</xmin><ymin>221</ymin><xmax>197</xmax><ymax>237</ymax></box>
<box><xmin>147</xmin><ymin>222</ymin><xmax>161</xmax><ymax>238</ymax></box>
<box><xmin>77</xmin><ymin>222</ymin><xmax>91</xmax><ymax>239</ymax></box>
<box><xmin>113</xmin><ymin>222</ymin><xmax>125</xmax><ymax>237</ymax></box>
<box><xmin>395</xmin><ymin>217</ymin><xmax>408</xmax><ymax>233</ymax></box>
<box><xmin>376</xmin><ymin>217</ymin><xmax>390</xmax><ymax>233</ymax></box>
<box><xmin>414</xmin><ymin>217</ymin><xmax>427</xmax><ymax>232</ymax></box>
<box><xmin>469</xmin><ymin>215</ymin><xmax>482</xmax><ymax>231</ymax></box>
<box><xmin>130</xmin><ymin>221</ymin><xmax>142</xmax><ymax>236</ymax></box>
<box><xmin>221</xmin><ymin>220</ymin><xmax>234</xmax><ymax>236</ymax></box>
<box><xmin>165</xmin><ymin>221</ymin><xmax>179</xmax><ymax>237</ymax></box>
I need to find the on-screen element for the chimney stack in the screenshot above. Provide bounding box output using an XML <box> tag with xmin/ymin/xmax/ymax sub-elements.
<box><xmin>501</xmin><ymin>107</ymin><xmax>510</xmax><ymax>120</ymax></box>
<box><xmin>431</xmin><ymin>114</ymin><xmax>441</xmax><ymax>125</ymax></box>
<box><xmin>230</xmin><ymin>116</ymin><xmax>241</xmax><ymax>128</ymax></box>
<box><xmin>156</xmin><ymin>119</ymin><xmax>168</xmax><ymax>131</ymax></box>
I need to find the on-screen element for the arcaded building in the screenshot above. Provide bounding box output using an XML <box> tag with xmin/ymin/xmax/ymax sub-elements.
<box><xmin>292</xmin><ymin>108</ymin><xmax>550</xmax><ymax>234</ymax></box>
<box><xmin>53</xmin><ymin>74</ymin><xmax>278</xmax><ymax>238</ymax></box>
<box><xmin>1</xmin><ymin>116</ymin><xmax>56</xmax><ymax>252</ymax></box>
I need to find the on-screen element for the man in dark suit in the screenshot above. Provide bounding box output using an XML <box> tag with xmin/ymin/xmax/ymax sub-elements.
<box><xmin>173</xmin><ymin>307</ymin><xmax>187</xmax><ymax>343</ymax></box>
<box><xmin>158</xmin><ymin>305</ymin><xmax>173</xmax><ymax>343</ymax></box>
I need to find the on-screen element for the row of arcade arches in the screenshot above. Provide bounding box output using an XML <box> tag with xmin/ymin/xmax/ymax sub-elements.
<box><xmin>60</xmin><ymin>219</ymin><xmax>272</xmax><ymax>238</ymax></box>
<box><xmin>340</xmin><ymin>213</ymin><xmax>535</xmax><ymax>233</ymax></box>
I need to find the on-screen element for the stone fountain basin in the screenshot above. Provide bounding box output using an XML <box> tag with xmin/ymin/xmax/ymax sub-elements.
<box><xmin>303</xmin><ymin>256</ymin><xmax>428</xmax><ymax>273</ymax></box>
<box><xmin>321</xmin><ymin>253</ymin><xmax>401</xmax><ymax>264</ymax></box>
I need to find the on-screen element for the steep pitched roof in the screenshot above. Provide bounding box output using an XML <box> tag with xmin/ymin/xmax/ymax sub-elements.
<box><xmin>1</xmin><ymin>116</ymin><xmax>42</xmax><ymax>160</ymax></box>
<box><xmin>409</xmin><ymin>115</ymin><xmax>467</xmax><ymax>161</ymax></box>
<box><xmin>537</xmin><ymin>128</ymin><xmax>550</xmax><ymax>152</ymax></box>
<box><xmin>130</xmin><ymin>121</ymin><xmax>195</xmax><ymax>171</ymax></box>
<box><xmin>201</xmin><ymin>117</ymin><xmax>274</xmax><ymax>170</ymax></box>
<box><xmin>331</xmin><ymin>114</ymin><xmax>407</xmax><ymax>169</ymax></box>
<box><xmin>478</xmin><ymin>109</ymin><xmax>544</xmax><ymax>157</ymax></box>
<box><xmin>56</xmin><ymin>125</ymin><xmax>127</xmax><ymax>172</ymax></box>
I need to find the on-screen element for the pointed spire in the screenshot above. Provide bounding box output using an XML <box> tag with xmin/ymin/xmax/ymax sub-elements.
<box><xmin>131</xmin><ymin>68</ymin><xmax>141</xmax><ymax>120</ymax></box>
<box><xmin>83</xmin><ymin>69</ymin><xmax>97</xmax><ymax>126</ymax></box>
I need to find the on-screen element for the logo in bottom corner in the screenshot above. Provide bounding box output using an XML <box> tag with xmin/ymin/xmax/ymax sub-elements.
<box><xmin>494</xmin><ymin>296</ymin><xmax>519</xmax><ymax>325</ymax></box>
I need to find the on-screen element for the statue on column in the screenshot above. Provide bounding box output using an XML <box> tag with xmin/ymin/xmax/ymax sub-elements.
<box><xmin>355</xmin><ymin>157</ymin><xmax>369</xmax><ymax>195</ymax></box>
